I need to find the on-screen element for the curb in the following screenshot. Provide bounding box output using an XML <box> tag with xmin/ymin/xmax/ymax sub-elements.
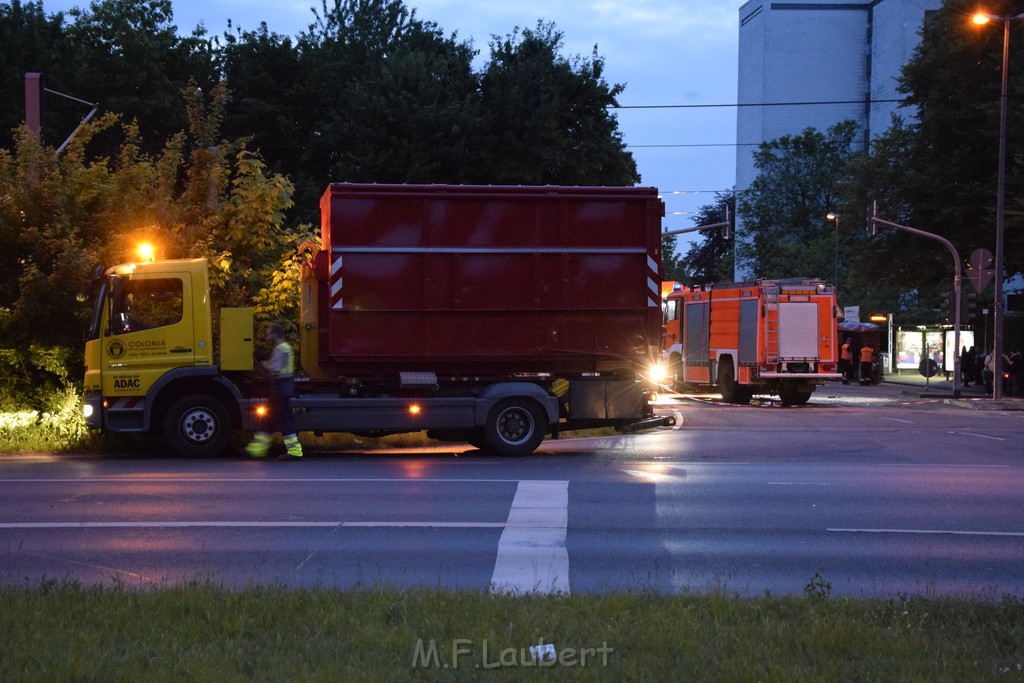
<box><xmin>943</xmin><ymin>399</ymin><xmax>1024</xmax><ymax>411</ymax></box>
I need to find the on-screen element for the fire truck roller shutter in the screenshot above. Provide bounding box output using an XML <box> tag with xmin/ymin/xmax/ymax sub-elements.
<box><xmin>739</xmin><ymin>299</ymin><xmax>758</xmax><ymax>364</ymax></box>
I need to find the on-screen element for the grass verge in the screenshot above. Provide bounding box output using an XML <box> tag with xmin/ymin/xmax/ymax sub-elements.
<box><xmin>1</xmin><ymin>583</ymin><xmax>1022</xmax><ymax>681</ymax></box>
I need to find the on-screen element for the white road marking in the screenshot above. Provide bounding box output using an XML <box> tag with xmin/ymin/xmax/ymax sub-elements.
<box><xmin>880</xmin><ymin>417</ymin><xmax>913</xmax><ymax>424</ymax></box>
<box><xmin>768</xmin><ymin>482</ymin><xmax>829</xmax><ymax>486</ymax></box>
<box><xmin>958</xmin><ymin>432</ymin><xmax>1007</xmax><ymax>441</ymax></box>
<box><xmin>0</xmin><ymin>477</ymin><xmax>519</xmax><ymax>484</ymax></box>
<box><xmin>828</xmin><ymin>528</ymin><xmax>1024</xmax><ymax>537</ymax></box>
<box><xmin>490</xmin><ymin>480</ymin><xmax>569</xmax><ymax>595</ymax></box>
<box><xmin>0</xmin><ymin>521</ymin><xmax>505</xmax><ymax>529</ymax></box>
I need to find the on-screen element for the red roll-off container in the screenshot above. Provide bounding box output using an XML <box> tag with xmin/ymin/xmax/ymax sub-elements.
<box><xmin>306</xmin><ymin>183</ymin><xmax>664</xmax><ymax>377</ymax></box>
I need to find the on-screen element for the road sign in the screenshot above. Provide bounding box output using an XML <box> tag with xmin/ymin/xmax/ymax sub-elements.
<box><xmin>918</xmin><ymin>358</ymin><xmax>938</xmax><ymax>378</ymax></box>
<box><xmin>967</xmin><ymin>248</ymin><xmax>994</xmax><ymax>292</ymax></box>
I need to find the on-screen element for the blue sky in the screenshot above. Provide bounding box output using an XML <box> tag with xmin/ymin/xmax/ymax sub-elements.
<box><xmin>43</xmin><ymin>0</ymin><xmax>740</xmax><ymax>245</ymax></box>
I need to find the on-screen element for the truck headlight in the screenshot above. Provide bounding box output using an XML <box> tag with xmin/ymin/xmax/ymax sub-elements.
<box><xmin>83</xmin><ymin>404</ymin><xmax>94</xmax><ymax>419</ymax></box>
<box><xmin>647</xmin><ymin>363</ymin><xmax>668</xmax><ymax>385</ymax></box>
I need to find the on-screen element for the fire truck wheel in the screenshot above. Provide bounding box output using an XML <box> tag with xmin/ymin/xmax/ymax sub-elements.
<box><xmin>778</xmin><ymin>388</ymin><xmax>813</xmax><ymax>406</ymax></box>
<box><xmin>164</xmin><ymin>394</ymin><xmax>231</xmax><ymax>457</ymax></box>
<box><xmin>718</xmin><ymin>362</ymin><xmax>751</xmax><ymax>404</ymax></box>
<box><xmin>483</xmin><ymin>398</ymin><xmax>547</xmax><ymax>456</ymax></box>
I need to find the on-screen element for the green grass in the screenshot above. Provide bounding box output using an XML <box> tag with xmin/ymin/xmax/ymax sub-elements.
<box><xmin>1</xmin><ymin>582</ymin><xmax>1022</xmax><ymax>681</ymax></box>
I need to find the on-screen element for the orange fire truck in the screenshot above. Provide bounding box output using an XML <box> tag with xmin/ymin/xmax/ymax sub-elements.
<box><xmin>663</xmin><ymin>278</ymin><xmax>842</xmax><ymax>404</ymax></box>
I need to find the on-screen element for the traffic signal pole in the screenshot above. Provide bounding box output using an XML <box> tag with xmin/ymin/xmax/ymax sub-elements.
<box><xmin>871</xmin><ymin>203</ymin><xmax>963</xmax><ymax>398</ymax></box>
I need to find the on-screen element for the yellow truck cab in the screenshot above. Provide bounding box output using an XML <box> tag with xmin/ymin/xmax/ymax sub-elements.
<box><xmin>83</xmin><ymin>258</ymin><xmax>254</xmax><ymax>455</ymax></box>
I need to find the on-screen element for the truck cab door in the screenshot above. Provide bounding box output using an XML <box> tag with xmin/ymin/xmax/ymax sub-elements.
<box><xmin>101</xmin><ymin>273</ymin><xmax>194</xmax><ymax>398</ymax></box>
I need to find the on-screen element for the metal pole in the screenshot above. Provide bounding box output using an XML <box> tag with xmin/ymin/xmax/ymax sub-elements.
<box><xmin>834</xmin><ymin>214</ymin><xmax>839</xmax><ymax>289</ymax></box>
<box><xmin>887</xmin><ymin>313</ymin><xmax>894</xmax><ymax>374</ymax></box>
<box><xmin>992</xmin><ymin>17</ymin><xmax>1010</xmax><ymax>399</ymax></box>
<box><xmin>871</xmin><ymin>206</ymin><xmax>962</xmax><ymax>398</ymax></box>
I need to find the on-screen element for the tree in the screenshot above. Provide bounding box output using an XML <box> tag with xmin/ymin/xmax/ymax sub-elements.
<box><xmin>661</xmin><ymin>233</ymin><xmax>687</xmax><ymax>283</ymax></box>
<box><xmin>737</xmin><ymin>122</ymin><xmax>860</xmax><ymax>286</ymax></box>
<box><xmin>0</xmin><ymin>0</ymin><xmax>217</xmax><ymax>156</ymax></box>
<box><xmin>683</xmin><ymin>191</ymin><xmax>735</xmax><ymax>286</ymax></box>
<box><xmin>0</xmin><ymin>83</ymin><xmax>304</xmax><ymax>408</ymax></box>
<box><xmin>0</xmin><ymin>1</ymin><xmax>72</xmax><ymax>148</ymax></box>
<box><xmin>250</xmin><ymin>0</ymin><xmax>483</xmax><ymax>223</ymax></box>
<box><xmin>476</xmin><ymin>21</ymin><xmax>637</xmax><ymax>185</ymax></box>
<box><xmin>892</xmin><ymin>0</ymin><xmax>1024</xmax><ymax>280</ymax></box>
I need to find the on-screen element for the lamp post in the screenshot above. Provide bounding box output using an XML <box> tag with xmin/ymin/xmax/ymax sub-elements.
<box><xmin>972</xmin><ymin>11</ymin><xmax>1024</xmax><ymax>399</ymax></box>
<box><xmin>825</xmin><ymin>212</ymin><xmax>839</xmax><ymax>289</ymax></box>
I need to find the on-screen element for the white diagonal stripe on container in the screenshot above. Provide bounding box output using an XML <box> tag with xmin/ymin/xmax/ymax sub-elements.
<box><xmin>490</xmin><ymin>480</ymin><xmax>569</xmax><ymax>594</ymax></box>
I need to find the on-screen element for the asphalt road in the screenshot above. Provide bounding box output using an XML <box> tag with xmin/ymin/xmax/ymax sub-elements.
<box><xmin>2</xmin><ymin>381</ymin><xmax>1022</xmax><ymax>598</ymax></box>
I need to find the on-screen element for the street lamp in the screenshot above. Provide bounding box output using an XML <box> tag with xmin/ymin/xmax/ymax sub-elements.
<box><xmin>972</xmin><ymin>10</ymin><xmax>1024</xmax><ymax>399</ymax></box>
<box><xmin>825</xmin><ymin>212</ymin><xmax>839</xmax><ymax>289</ymax></box>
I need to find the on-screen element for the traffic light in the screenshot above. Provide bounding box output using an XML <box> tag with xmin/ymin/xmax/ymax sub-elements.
<box><xmin>939</xmin><ymin>291</ymin><xmax>952</xmax><ymax>322</ymax></box>
<box><xmin>961</xmin><ymin>291</ymin><xmax>978</xmax><ymax>320</ymax></box>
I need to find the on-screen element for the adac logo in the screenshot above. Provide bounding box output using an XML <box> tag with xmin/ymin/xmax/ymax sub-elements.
<box><xmin>107</xmin><ymin>340</ymin><xmax>126</xmax><ymax>358</ymax></box>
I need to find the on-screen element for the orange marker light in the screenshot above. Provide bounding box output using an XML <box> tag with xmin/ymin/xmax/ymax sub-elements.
<box><xmin>255</xmin><ymin>405</ymin><xmax>268</xmax><ymax>418</ymax></box>
<box><xmin>408</xmin><ymin>404</ymin><xmax>422</xmax><ymax>415</ymax></box>
<box><xmin>136</xmin><ymin>242</ymin><xmax>156</xmax><ymax>262</ymax></box>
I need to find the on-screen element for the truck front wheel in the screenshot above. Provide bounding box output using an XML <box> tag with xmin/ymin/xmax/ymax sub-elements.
<box><xmin>718</xmin><ymin>361</ymin><xmax>751</xmax><ymax>405</ymax></box>
<box><xmin>164</xmin><ymin>394</ymin><xmax>231</xmax><ymax>457</ymax></box>
<box><xmin>483</xmin><ymin>399</ymin><xmax>547</xmax><ymax>456</ymax></box>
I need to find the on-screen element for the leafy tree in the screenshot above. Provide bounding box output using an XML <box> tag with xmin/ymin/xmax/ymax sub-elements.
<box><xmin>892</xmin><ymin>0</ymin><xmax>1024</xmax><ymax>281</ymax></box>
<box><xmin>477</xmin><ymin>21</ymin><xmax>636</xmax><ymax>185</ymax></box>
<box><xmin>0</xmin><ymin>1</ymin><xmax>74</xmax><ymax>149</ymax></box>
<box><xmin>683</xmin><ymin>191</ymin><xmax>735</xmax><ymax>286</ymax></box>
<box><xmin>737</xmin><ymin>121</ymin><xmax>860</xmax><ymax>290</ymax></box>
<box><xmin>0</xmin><ymin>84</ymin><xmax>304</xmax><ymax>408</ymax></box>
<box><xmin>251</xmin><ymin>0</ymin><xmax>483</xmax><ymax>223</ymax></box>
<box><xmin>60</xmin><ymin>0</ymin><xmax>217</xmax><ymax>153</ymax></box>
<box><xmin>661</xmin><ymin>233</ymin><xmax>687</xmax><ymax>283</ymax></box>
<box><xmin>0</xmin><ymin>1</ymin><xmax>216</xmax><ymax>156</ymax></box>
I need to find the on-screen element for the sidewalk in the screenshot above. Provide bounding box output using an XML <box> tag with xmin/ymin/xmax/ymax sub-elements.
<box><xmin>880</xmin><ymin>371</ymin><xmax>1024</xmax><ymax>410</ymax></box>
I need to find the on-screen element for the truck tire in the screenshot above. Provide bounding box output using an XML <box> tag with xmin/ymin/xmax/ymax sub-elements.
<box><xmin>778</xmin><ymin>387</ymin><xmax>813</xmax><ymax>406</ymax></box>
<box><xmin>482</xmin><ymin>398</ymin><xmax>547</xmax><ymax>456</ymax></box>
<box><xmin>718</xmin><ymin>361</ymin><xmax>751</xmax><ymax>405</ymax></box>
<box><xmin>164</xmin><ymin>394</ymin><xmax>231</xmax><ymax>457</ymax></box>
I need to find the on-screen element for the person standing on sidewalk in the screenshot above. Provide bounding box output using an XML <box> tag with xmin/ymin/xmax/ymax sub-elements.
<box><xmin>983</xmin><ymin>347</ymin><xmax>995</xmax><ymax>395</ymax></box>
<box><xmin>840</xmin><ymin>338</ymin><xmax>854</xmax><ymax>384</ymax></box>
<box><xmin>246</xmin><ymin>323</ymin><xmax>303</xmax><ymax>460</ymax></box>
<box><xmin>859</xmin><ymin>343</ymin><xmax>875</xmax><ymax>385</ymax></box>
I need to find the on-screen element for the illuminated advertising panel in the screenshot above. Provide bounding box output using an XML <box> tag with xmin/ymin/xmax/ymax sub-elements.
<box><xmin>896</xmin><ymin>330</ymin><xmax>923</xmax><ymax>369</ymax></box>
<box><xmin>944</xmin><ymin>330</ymin><xmax>976</xmax><ymax>372</ymax></box>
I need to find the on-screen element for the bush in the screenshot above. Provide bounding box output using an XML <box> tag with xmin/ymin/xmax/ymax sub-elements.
<box><xmin>0</xmin><ymin>387</ymin><xmax>92</xmax><ymax>453</ymax></box>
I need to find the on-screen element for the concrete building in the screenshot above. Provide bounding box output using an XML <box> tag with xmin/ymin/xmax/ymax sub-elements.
<box><xmin>734</xmin><ymin>0</ymin><xmax>942</xmax><ymax>277</ymax></box>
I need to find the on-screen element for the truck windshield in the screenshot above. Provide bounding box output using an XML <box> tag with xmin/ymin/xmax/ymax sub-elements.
<box><xmin>85</xmin><ymin>280</ymin><xmax>108</xmax><ymax>342</ymax></box>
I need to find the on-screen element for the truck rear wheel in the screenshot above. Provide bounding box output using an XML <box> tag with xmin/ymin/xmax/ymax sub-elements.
<box><xmin>483</xmin><ymin>398</ymin><xmax>547</xmax><ymax>456</ymax></box>
<box><xmin>164</xmin><ymin>394</ymin><xmax>231</xmax><ymax>457</ymax></box>
<box><xmin>778</xmin><ymin>387</ymin><xmax>813</xmax><ymax>406</ymax></box>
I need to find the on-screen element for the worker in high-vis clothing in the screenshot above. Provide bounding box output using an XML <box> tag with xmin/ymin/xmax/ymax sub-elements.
<box><xmin>859</xmin><ymin>344</ymin><xmax>875</xmax><ymax>386</ymax></box>
<box><xmin>246</xmin><ymin>323</ymin><xmax>303</xmax><ymax>460</ymax></box>
<box><xmin>839</xmin><ymin>338</ymin><xmax>854</xmax><ymax>384</ymax></box>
